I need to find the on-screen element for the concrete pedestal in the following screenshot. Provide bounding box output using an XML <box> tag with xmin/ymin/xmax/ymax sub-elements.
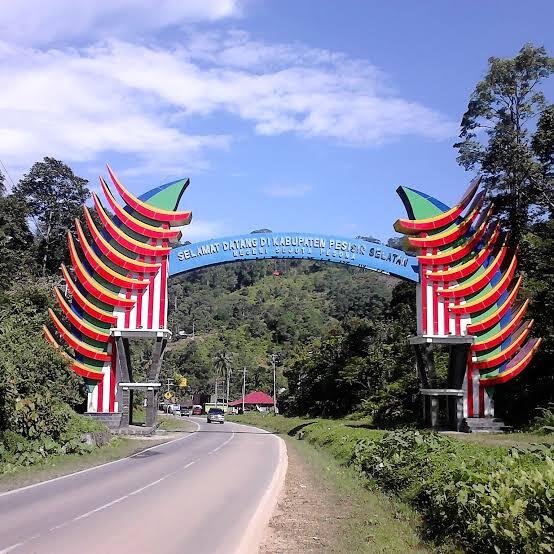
<box><xmin>84</xmin><ymin>412</ymin><xmax>123</xmax><ymax>431</ymax></box>
<box><xmin>421</xmin><ymin>389</ymin><xmax>464</xmax><ymax>431</ymax></box>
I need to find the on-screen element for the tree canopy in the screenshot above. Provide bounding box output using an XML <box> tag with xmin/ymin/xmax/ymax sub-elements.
<box><xmin>455</xmin><ymin>44</ymin><xmax>554</xmax><ymax>243</ymax></box>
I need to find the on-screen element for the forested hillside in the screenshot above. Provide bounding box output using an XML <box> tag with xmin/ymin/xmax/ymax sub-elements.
<box><xmin>160</xmin><ymin>259</ymin><xmax>419</xmax><ymax>421</ymax></box>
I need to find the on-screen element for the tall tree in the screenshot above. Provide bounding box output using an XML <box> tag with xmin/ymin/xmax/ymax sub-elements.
<box><xmin>0</xmin><ymin>194</ymin><xmax>36</xmax><ymax>282</ymax></box>
<box><xmin>14</xmin><ymin>158</ymin><xmax>90</xmax><ymax>276</ymax></box>
<box><xmin>532</xmin><ymin>103</ymin><xmax>554</xmax><ymax>206</ymax></box>
<box><xmin>212</xmin><ymin>350</ymin><xmax>233</xmax><ymax>400</ymax></box>
<box><xmin>454</xmin><ymin>44</ymin><xmax>554</xmax><ymax>243</ymax></box>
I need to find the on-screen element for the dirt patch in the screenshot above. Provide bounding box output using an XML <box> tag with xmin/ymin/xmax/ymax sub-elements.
<box><xmin>259</xmin><ymin>438</ymin><xmax>345</xmax><ymax>554</ymax></box>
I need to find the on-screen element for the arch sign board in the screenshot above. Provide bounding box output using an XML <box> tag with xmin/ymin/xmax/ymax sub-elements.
<box><xmin>43</xmin><ymin>165</ymin><xmax>541</xmax><ymax>428</ymax></box>
<box><xmin>170</xmin><ymin>232</ymin><xmax>419</xmax><ymax>281</ymax></box>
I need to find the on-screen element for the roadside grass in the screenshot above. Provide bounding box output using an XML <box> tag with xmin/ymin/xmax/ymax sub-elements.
<box><xmin>132</xmin><ymin>406</ymin><xmax>146</xmax><ymax>424</ymax></box>
<box><xmin>286</xmin><ymin>436</ymin><xmax>431</xmax><ymax>553</ymax></box>
<box><xmin>445</xmin><ymin>430</ymin><xmax>554</xmax><ymax>447</ymax></box>
<box><xmin>0</xmin><ymin>437</ymin><xmax>164</xmax><ymax>493</ymax></box>
<box><xmin>231</xmin><ymin>412</ymin><xmax>553</xmax><ymax>450</ymax></box>
<box><xmin>158</xmin><ymin>414</ymin><xmax>197</xmax><ymax>432</ymax></box>
<box><xmin>0</xmin><ymin>414</ymin><xmax>197</xmax><ymax>494</ymax></box>
<box><xmin>233</xmin><ymin>414</ymin><xmax>553</xmax><ymax>552</ymax></box>
<box><xmin>231</xmin><ymin>414</ymin><xmax>435</xmax><ymax>553</ymax></box>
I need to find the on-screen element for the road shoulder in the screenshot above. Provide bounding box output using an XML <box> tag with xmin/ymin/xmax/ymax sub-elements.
<box><xmin>259</xmin><ymin>436</ymin><xmax>429</xmax><ymax>553</ymax></box>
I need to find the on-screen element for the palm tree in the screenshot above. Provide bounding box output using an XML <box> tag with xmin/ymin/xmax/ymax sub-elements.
<box><xmin>213</xmin><ymin>351</ymin><xmax>233</xmax><ymax>406</ymax></box>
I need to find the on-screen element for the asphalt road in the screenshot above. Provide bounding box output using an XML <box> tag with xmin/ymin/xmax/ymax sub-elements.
<box><xmin>0</xmin><ymin>417</ymin><xmax>285</xmax><ymax>554</ymax></box>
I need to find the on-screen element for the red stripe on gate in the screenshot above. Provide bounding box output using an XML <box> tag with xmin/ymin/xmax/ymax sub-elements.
<box><xmin>97</xmin><ymin>375</ymin><xmax>104</xmax><ymax>413</ymax></box>
<box><xmin>159</xmin><ymin>232</ymin><xmax>168</xmax><ymax>328</ymax></box>
<box><xmin>455</xmin><ymin>298</ymin><xmax>461</xmax><ymax>335</ymax></box>
<box><xmin>479</xmin><ymin>384</ymin><xmax>485</xmax><ymax>417</ymax></box>
<box><xmin>432</xmin><ymin>248</ymin><xmax>439</xmax><ymax>335</ymax></box>
<box><xmin>443</xmin><ymin>265</ymin><xmax>449</xmax><ymax>334</ymax></box>
<box><xmin>147</xmin><ymin>240</ymin><xmax>157</xmax><ymax>329</ymax></box>
<box><xmin>136</xmin><ymin>256</ymin><xmax>144</xmax><ymax>328</ymax></box>
<box><xmin>466</xmin><ymin>358</ymin><xmax>474</xmax><ymax>417</ymax></box>
<box><xmin>421</xmin><ymin>241</ymin><xmax>428</xmax><ymax>334</ymax></box>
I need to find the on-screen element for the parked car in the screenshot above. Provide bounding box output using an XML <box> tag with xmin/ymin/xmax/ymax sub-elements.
<box><xmin>192</xmin><ymin>406</ymin><xmax>202</xmax><ymax>416</ymax></box>
<box><xmin>179</xmin><ymin>407</ymin><xmax>191</xmax><ymax>417</ymax></box>
<box><xmin>207</xmin><ymin>407</ymin><xmax>225</xmax><ymax>424</ymax></box>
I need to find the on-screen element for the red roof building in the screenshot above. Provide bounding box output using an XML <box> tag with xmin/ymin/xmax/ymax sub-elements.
<box><xmin>229</xmin><ymin>391</ymin><xmax>274</xmax><ymax>409</ymax></box>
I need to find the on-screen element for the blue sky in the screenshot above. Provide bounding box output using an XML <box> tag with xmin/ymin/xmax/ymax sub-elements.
<box><xmin>0</xmin><ymin>0</ymin><xmax>552</xmax><ymax>242</ymax></box>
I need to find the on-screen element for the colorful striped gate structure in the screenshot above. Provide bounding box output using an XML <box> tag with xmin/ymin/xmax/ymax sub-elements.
<box><xmin>43</xmin><ymin>167</ymin><xmax>540</xmax><ymax>430</ymax></box>
<box><xmin>44</xmin><ymin>166</ymin><xmax>191</xmax><ymax>427</ymax></box>
<box><xmin>395</xmin><ymin>179</ymin><xmax>541</xmax><ymax>428</ymax></box>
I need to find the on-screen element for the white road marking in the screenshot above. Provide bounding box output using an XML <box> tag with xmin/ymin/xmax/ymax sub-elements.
<box><xmin>0</xmin><ymin>420</ymin><xmax>201</xmax><ymax>499</ymax></box>
<box><xmin>128</xmin><ymin>476</ymin><xmax>166</xmax><ymax>496</ymax></box>
<box><xmin>72</xmin><ymin>496</ymin><xmax>127</xmax><ymax>521</ymax></box>
<box><xmin>50</xmin><ymin>459</ymin><xmax>198</xmax><ymax>529</ymax></box>
<box><xmin>183</xmin><ymin>461</ymin><xmax>195</xmax><ymax>469</ymax></box>
<box><xmin>210</xmin><ymin>432</ymin><xmax>235</xmax><ymax>453</ymax></box>
<box><xmin>48</xmin><ymin>523</ymin><xmax>67</xmax><ymax>532</ymax></box>
<box><xmin>0</xmin><ymin>542</ymin><xmax>24</xmax><ymax>553</ymax></box>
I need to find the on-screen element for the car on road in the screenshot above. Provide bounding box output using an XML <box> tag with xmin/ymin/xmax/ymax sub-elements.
<box><xmin>179</xmin><ymin>407</ymin><xmax>191</xmax><ymax>417</ymax></box>
<box><xmin>207</xmin><ymin>408</ymin><xmax>225</xmax><ymax>424</ymax></box>
<box><xmin>192</xmin><ymin>405</ymin><xmax>202</xmax><ymax>415</ymax></box>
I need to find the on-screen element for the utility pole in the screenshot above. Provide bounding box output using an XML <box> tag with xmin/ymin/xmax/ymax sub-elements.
<box><xmin>226</xmin><ymin>367</ymin><xmax>232</xmax><ymax>407</ymax></box>
<box><xmin>271</xmin><ymin>354</ymin><xmax>277</xmax><ymax>414</ymax></box>
<box><xmin>242</xmin><ymin>367</ymin><xmax>247</xmax><ymax>414</ymax></box>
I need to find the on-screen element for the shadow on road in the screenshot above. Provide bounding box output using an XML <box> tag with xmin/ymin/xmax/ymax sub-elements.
<box><xmin>190</xmin><ymin>428</ymin><xmax>277</xmax><ymax>435</ymax></box>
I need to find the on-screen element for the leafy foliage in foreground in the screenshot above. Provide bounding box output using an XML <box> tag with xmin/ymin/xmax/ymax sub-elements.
<box><xmin>234</xmin><ymin>414</ymin><xmax>554</xmax><ymax>553</ymax></box>
<box><xmin>0</xmin><ymin>411</ymin><xmax>107</xmax><ymax>473</ymax></box>
<box><xmin>317</xmin><ymin>426</ymin><xmax>554</xmax><ymax>553</ymax></box>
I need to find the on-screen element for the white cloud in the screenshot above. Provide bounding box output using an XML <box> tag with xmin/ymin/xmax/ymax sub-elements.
<box><xmin>264</xmin><ymin>184</ymin><xmax>313</xmax><ymax>198</ymax></box>
<box><xmin>0</xmin><ymin>31</ymin><xmax>456</xmax><ymax>179</ymax></box>
<box><xmin>0</xmin><ymin>40</ymin><xmax>230</xmax><ymax>178</ymax></box>
<box><xmin>0</xmin><ymin>0</ymin><xmax>242</xmax><ymax>46</ymax></box>
<box><xmin>177</xmin><ymin>219</ymin><xmax>228</xmax><ymax>242</ymax></box>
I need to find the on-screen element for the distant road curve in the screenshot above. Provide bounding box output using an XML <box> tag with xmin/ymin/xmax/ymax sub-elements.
<box><xmin>0</xmin><ymin>418</ymin><xmax>286</xmax><ymax>554</ymax></box>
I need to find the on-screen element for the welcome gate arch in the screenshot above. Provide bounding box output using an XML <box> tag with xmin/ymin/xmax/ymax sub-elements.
<box><xmin>44</xmin><ymin>167</ymin><xmax>541</xmax><ymax>431</ymax></box>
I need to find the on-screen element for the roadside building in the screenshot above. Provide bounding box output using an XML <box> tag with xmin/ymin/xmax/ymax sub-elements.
<box><xmin>229</xmin><ymin>391</ymin><xmax>274</xmax><ymax>412</ymax></box>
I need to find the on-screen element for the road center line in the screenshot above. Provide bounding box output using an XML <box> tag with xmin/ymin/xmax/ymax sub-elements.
<box><xmin>128</xmin><ymin>476</ymin><xmax>166</xmax><ymax>496</ymax></box>
<box><xmin>73</xmin><ymin>496</ymin><xmax>127</xmax><ymax>521</ymax></box>
<box><xmin>47</xmin><ymin>459</ymin><xmax>199</xmax><ymax>531</ymax></box>
<box><xmin>0</xmin><ymin>542</ymin><xmax>24</xmax><ymax>554</ymax></box>
<box><xmin>210</xmin><ymin>431</ymin><xmax>235</xmax><ymax>454</ymax></box>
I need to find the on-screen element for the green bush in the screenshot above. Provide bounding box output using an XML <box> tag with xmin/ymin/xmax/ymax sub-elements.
<box><xmin>297</xmin><ymin>424</ymin><xmax>554</xmax><ymax>553</ymax></box>
<box><xmin>60</xmin><ymin>412</ymin><xmax>106</xmax><ymax>441</ymax></box>
<box><xmin>0</xmin><ymin>402</ymin><xmax>108</xmax><ymax>473</ymax></box>
<box><xmin>532</xmin><ymin>403</ymin><xmax>554</xmax><ymax>434</ymax></box>
<box><xmin>11</xmin><ymin>395</ymin><xmax>74</xmax><ymax>441</ymax></box>
<box><xmin>235</xmin><ymin>416</ymin><xmax>554</xmax><ymax>551</ymax></box>
<box><xmin>427</xmin><ymin>457</ymin><xmax>554</xmax><ymax>553</ymax></box>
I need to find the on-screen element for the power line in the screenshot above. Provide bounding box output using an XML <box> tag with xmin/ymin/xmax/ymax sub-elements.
<box><xmin>0</xmin><ymin>158</ymin><xmax>16</xmax><ymax>188</ymax></box>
